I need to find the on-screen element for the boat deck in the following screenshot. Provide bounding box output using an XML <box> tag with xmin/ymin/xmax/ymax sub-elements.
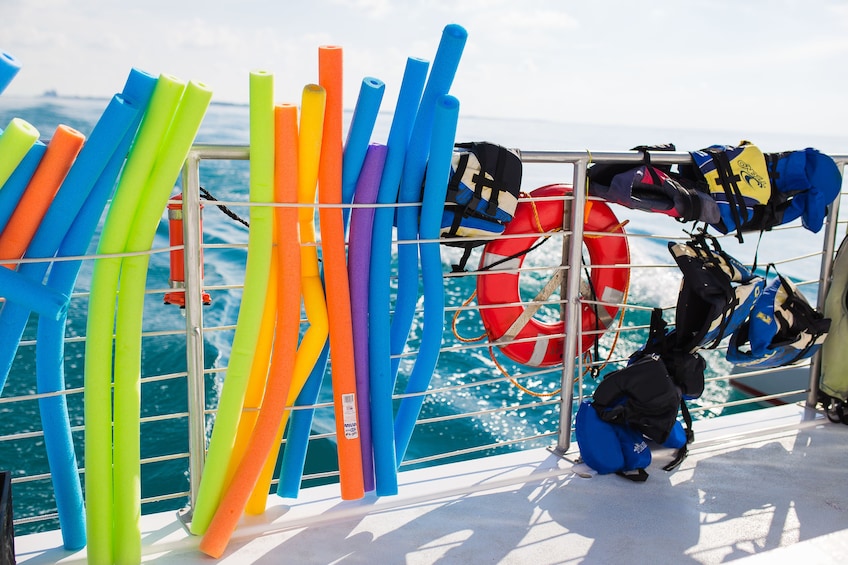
<box><xmin>14</xmin><ymin>403</ymin><xmax>847</xmax><ymax>564</ymax></box>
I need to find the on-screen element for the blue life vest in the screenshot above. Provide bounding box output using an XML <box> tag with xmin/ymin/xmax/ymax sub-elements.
<box><xmin>727</xmin><ymin>269</ymin><xmax>830</xmax><ymax>368</ymax></box>
<box><xmin>763</xmin><ymin>148</ymin><xmax>842</xmax><ymax>233</ymax></box>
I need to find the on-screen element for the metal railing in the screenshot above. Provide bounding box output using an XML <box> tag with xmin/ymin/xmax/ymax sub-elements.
<box><xmin>2</xmin><ymin>146</ymin><xmax>846</xmax><ymax>534</ymax></box>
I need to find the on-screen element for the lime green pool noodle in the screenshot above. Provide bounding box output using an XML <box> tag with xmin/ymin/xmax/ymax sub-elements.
<box><xmin>84</xmin><ymin>74</ymin><xmax>185</xmax><ymax>565</ymax></box>
<box><xmin>0</xmin><ymin>117</ymin><xmax>39</xmax><ymax>189</ymax></box>
<box><xmin>190</xmin><ymin>70</ymin><xmax>274</xmax><ymax>536</ymax></box>
<box><xmin>111</xmin><ymin>80</ymin><xmax>211</xmax><ymax>564</ymax></box>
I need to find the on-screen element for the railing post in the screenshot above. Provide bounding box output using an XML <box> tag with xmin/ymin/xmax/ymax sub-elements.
<box><xmin>554</xmin><ymin>155</ymin><xmax>589</xmax><ymax>454</ymax></box>
<box><xmin>180</xmin><ymin>151</ymin><xmax>207</xmax><ymax>513</ymax></box>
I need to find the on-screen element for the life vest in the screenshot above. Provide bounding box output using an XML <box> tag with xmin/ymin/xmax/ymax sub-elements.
<box><xmin>591</xmin><ymin>354</ymin><xmax>681</xmax><ymax>445</ymax></box>
<box><xmin>689</xmin><ymin>142</ymin><xmax>771</xmax><ymax>241</ymax></box>
<box><xmin>588</xmin><ymin>163</ymin><xmax>720</xmax><ymax>224</ymax></box>
<box><xmin>476</xmin><ymin>184</ymin><xmax>630</xmax><ymax>367</ymax></box>
<box><xmin>440</xmin><ymin>141</ymin><xmax>523</xmax><ymax>271</ymax></box>
<box><xmin>762</xmin><ymin>148</ymin><xmax>842</xmax><ymax>233</ymax></box>
<box><xmin>669</xmin><ymin>232</ymin><xmax>764</xmax><ymax>353</ymax></box>
<box><xmin>575</xmin><ymin>399</ymin><xmax>651</xmax><ymax>481</ymax></box>
<box><xmin>727</xmin><ymin>268</ymin><xmax>829</xmax><ymax>369</ymax></box>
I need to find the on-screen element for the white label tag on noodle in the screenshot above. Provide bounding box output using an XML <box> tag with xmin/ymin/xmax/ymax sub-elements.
<box><xmin>342</xmin><ymin>393</ymin><xmax>358</xmax><ymax>439</ymax></box>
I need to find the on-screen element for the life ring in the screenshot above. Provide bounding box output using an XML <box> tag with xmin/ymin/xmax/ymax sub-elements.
<box><xmin>476</xmin><ymin>184</ymin><xmax>630</xmax><ymax>367</ymax></box>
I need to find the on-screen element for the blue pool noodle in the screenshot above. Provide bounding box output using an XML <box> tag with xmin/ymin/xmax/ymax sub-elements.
<box><xmin>276</xmin><ymin>342</ymin><xmax>330</xmax><ymax>498</ymax></box>
<box><xmin>0</xmin><ymin>69</ymin><xmax>156</xmax><ymax>394</ymax></box>
<box><xmin>0</xmin><ymin>51</ymin><xmax>21</xmax><ymax>95</ymax></box>
<box><xmin>34</xmin><ymin>70</ymin><xmax>156</xmax><ymax>551</ymax></box>
<box><xmin>342</xmin><ymin>77</ymin><xmax>385</xmax><ymax>229</ymax></box>
<box><xmin>0</xmin><ymin>266</ymin><xmax>68</xmax><ymax>319</ymax></box>
<box><xmin>0</xmin><ymin>141</ymin><xmax>46</xmax><ymax>230</ymax></box>
<box><xmin>393</xmin><ymin>95</ymin><xmax>458</xmax><ymax>464</ymax></box>
<box><xmin>368</xmin><ymin>57</ymin><xmax>429</xmax><ymax>496</ymax></box>
<box><xmin>389</xmin><ymin>24</ymin><xmax>467</xmax><ymax>384</ymax></box>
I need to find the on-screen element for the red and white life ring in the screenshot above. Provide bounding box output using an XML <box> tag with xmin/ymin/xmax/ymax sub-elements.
<box><xmin>476</xmin><ymin>184</ymin><xmax>630</xmax><ymax>367</ymax></box>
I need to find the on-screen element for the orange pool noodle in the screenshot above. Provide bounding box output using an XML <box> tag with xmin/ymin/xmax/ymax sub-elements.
<box><xmin>245</xmin><ymin>104</ymin><xmax>303</xmax><ymax>513</ymax></box>
<box><xmin>318</xmin><ymin>45</ymin><xmax>364</xmax><ymax>501</ymax></box>
<box><xmin>0</xmin><ymin>125</ymin><xmax>85</xmax><ymax>267</ymax></box>
<box><xmin>199</xmin><ymin>103</ymin><xmax>302</xmax><ymax>559</ymax></box>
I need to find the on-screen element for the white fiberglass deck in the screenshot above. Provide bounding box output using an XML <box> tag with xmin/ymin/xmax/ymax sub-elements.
<box><xmin>14</xmin><ymin>403</ymin><xmax>847</xmax><ymax>564</ymax></box>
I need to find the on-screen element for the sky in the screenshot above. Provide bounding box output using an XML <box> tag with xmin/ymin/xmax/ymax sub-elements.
<box><xmin>4</xmin><ymin>0</ymin><xmax>848</xmax><ymax>137</ymax></box>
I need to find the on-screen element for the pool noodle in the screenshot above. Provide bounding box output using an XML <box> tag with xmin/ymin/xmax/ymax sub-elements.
<box><xmin>0</xmin><ymin>118</ymin><xmax>39</xmax><ymax>189</ymax></box>
<box><xmin>393</xmin><ymin>95</ymin><xmax>458</xmax><ymax>464</ymax></box>
<box><xmin>84</xmin><ymin>74</ymin><xmax>184</xmax><ymax>565</ymax></box>
<box><xmin>199</xmin><ymin>103</ymin><xmax>302</xmax><ymax>557</ymax></box>
<box><xmin>341</xmin><ymin>77</ymin><xmax>384</xmax><ymax>229</ymax></box>
<box><xmin>0</xmin><ymin>267</ymin><xmax>67</xmax><ymax>318</ymax></box>
<box><xmin>347</xmin><ymin>143</ymin><xmax>386</xmax><ymax>492</ymax></box>
<box><xmin>0</xmin><ymin>125</ymin><xmax>85</xmax><ymax>268</ymax></box>
<box><xmin>112</xmin><ymin>79</ymin><xmax>211</xmax><ymax>563</ymax></box>
<box><xmin>256</xmin><ymin>85</ymin><xmax>329</xmax><ymax>504</ymax></box>
<box><xmin>0</xmin><ymin>140</ymin><xmax>45</xmax><ymax>232</ymax></box>
<box><xmin>225</xmin><ymin>260</ymin><xmax>278</xmax><ymax>489</ymax></box>
<box><xmin>389</xmin><ymin>24</ymin><xmax>467</xmax><ymax>384</ymax></box>
<box><xmin>189</xmin><ymin>71</ymin><xmax>274</xmax><ymax>536</ymax></box>
<box><xmin>36</xmin><ymin>72</ymin><xmax>156</xmax><ymax>551</ymax></box>
<box><xmin>317</xmin><ymin>45</ymin><xmax>365</xmax><ymax>501</ymax></box>
<box><xmin>275</xmin><ymin>341</ymin><xmax>328</xmax><ymax>498</ymax></box>
<box><xmin>243</xmin><ymin>103</ymin><xmax>303</xmax><ymax>514</ymax></box>
<box><xmin>368</xmin><ymin>57</ymin><xmax>428</xmax><ymax>497</ymax></box>
<box><xmin>0</xmin><ymin>51</ymin><xmax>20</xmax><ymax>95</ymax></box>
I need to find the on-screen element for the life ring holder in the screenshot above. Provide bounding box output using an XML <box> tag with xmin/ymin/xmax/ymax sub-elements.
<box><xmin>468</xmin><ymin>183</ymin><xmax>630</xmax><ymax>372</ymax></box>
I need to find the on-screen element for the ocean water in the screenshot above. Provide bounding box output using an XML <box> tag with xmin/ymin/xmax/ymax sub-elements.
<box><xmin>0</xmin><ymin>95</ymin><xmax>845</xmax><ymax>535</ymax></box>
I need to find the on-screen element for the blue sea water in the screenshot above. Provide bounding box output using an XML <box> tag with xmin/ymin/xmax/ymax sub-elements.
<box><xmin>0</xmin><ymin>95</ymin><xmax>845</xmax><ymax>535</ymax></box>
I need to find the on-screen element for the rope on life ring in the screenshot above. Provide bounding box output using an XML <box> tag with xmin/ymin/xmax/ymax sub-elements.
<box><xmin>475</xmin><ymin>183</ymin><xmax>631</xmax><ymax>368</ymax></box>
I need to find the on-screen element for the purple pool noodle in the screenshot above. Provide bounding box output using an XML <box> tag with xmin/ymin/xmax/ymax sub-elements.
<box><xmin>347</xmin><ymin>143</ymin><xmax>387</xmax><ymax>492</ymax></box>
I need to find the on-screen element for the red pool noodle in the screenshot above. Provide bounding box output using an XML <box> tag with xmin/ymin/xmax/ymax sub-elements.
<box><xmin>0</xmin><ymin>125</ymin><xmax>85</xmax><ymax>268</ymax></box>
<box><xmin>198</xmin><ymin>104</ymin><xmax>302</xmax><ymax>558</ymax></box>
<box><xmin>317</xmin><ymin>45</ymin><xmax>365</xmax><ymax>500</ymax></box>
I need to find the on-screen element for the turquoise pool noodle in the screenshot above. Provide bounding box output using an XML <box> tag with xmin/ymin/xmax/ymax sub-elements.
<box><xmin>276</xmin><ymin>341</ymin><xmax>329</xmax><ymax>498</ymax></box>
<box><xmin>35</xmin><ymin>69</ymin><xmax>156</xmax><ymax>551</ymax></box>
<box><xmin>341</xmin><ymin>77</ymin><xmax>384</xmax><ymax>229</ymax></box>
<box><xmin>347</xmin><ymin>143</ymin><xmax>387</xmax><ymax>492</ymax></box>
<box><xmin>368</xmin><ymin>56</ymin><xmax>429</xmax><ymax>496</ymax></box>
<box><xmin>0</xmin><ymin>51</ymin><xmax>20</xmax><ymax>95</ymax></box>
<box><xmin>0</xmin><ymin>141</ymin><xmax>45</xmax><ymax>231</ymax></box>
<box><xmin>393</xmin><ymin>95</ymin><xmax>459</xmax><ymax>464</ymax></box>
<box><xmin>389</xmin><ymin>24</ymin><xmax>467</xmax><ymax>385</ymax></box>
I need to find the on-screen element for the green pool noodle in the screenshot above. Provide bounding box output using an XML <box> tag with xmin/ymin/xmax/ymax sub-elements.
<box><xmin>111</xmin><ymin>79</ymin><xmax>211</xmax><ymax>564</ymax></box>
<box><xmin>0</xmin><ymin>118</ymin><xmax>39</xmax><ymax>189</ymax></box>
<box><xmin>83</xmin><ymin>74</ymin><xmax>184</xmax><ymax>565</ymax></box>
<box><xmin>189</xmin><ymin>70</ymin><xmax>274</xmax><ymax>536</ymax></box>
